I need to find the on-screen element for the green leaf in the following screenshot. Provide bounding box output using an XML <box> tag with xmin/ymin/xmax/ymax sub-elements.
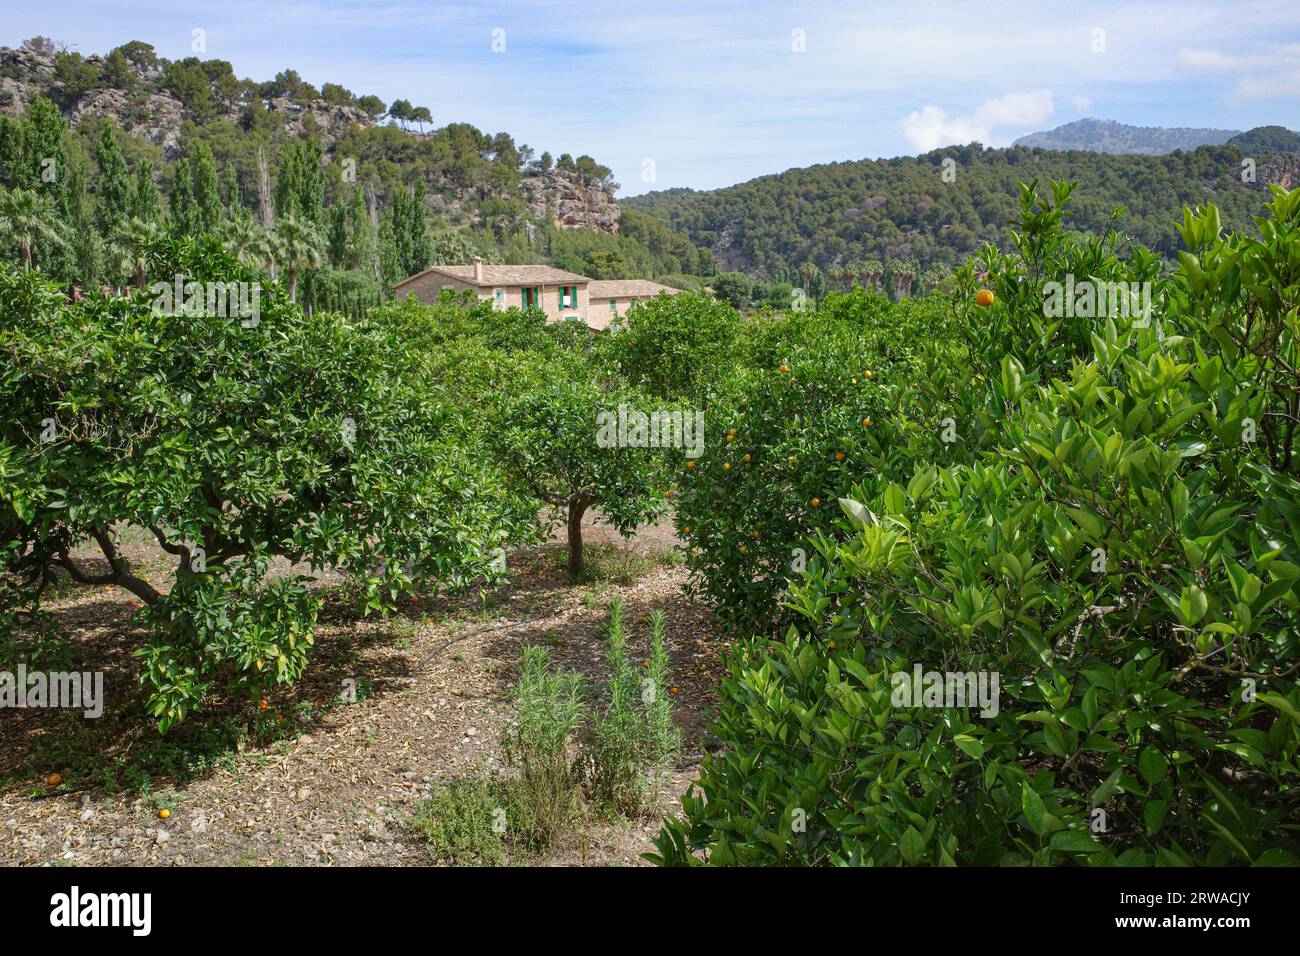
<box><xmin>1138</xmin><ymin>746</ymin><xmax>1168</xmax><ymax>785</ymax></box>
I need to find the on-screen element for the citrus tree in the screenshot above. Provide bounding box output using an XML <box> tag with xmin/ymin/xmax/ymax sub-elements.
<box><xmin>0</xmin><ymin>237</ymin><xmax>532</xmax><ymax>729</ymax></box>
<box><xmin>600</xmin><ymin>290</ymin><xmax>741</xmax><ymax>402</ymax></box>
<box><xmin>488</xmin><ymin>359</ymin><xmax>668</xmax><ymax>578</ymax></box>
<box><xmin>653</xmin><ymin>184</ymin><xmax>1300</xmax><ymax>866</ymax></box>
<box><xmin>670</xmin><ymin>292</ymin><xmax>963</xmax><ymax>633</ymax></box>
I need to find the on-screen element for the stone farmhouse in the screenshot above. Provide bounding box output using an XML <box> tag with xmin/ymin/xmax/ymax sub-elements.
<box><xmin>393</xmin><ymin>258</ymin><xmax>679</xmax><ymax>330</ymax></box>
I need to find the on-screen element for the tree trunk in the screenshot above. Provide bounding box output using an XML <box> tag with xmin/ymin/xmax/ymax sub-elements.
<box><xmin>288</xmin><ymin>266</ymin><xmax>298</xmax><ymax>303</ymax></box>
<box><xmin>567</xmin><ymin>495</ymin><xmax>589</xmax><ymax>579</ymax></box>
<box><xmin>257</xmin><ymin>147</ymin><xmax>273</xmax><ymax>229</ymax></box>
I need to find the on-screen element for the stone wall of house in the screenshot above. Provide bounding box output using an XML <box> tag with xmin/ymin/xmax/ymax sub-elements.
<box><xmin>396</xmin><ymin>273</ymin><xmax>590</xmax><ymax>326</ymax></box>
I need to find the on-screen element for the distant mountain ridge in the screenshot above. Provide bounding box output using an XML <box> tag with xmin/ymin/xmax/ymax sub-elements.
<box><xmin>1013</xmin><ymin>118</ymin><xmax>1239</xmax><ymax>155</ymax></box>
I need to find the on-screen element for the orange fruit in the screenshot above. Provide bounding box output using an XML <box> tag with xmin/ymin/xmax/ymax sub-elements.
<box><xmin>47</xmin><ymin>773</ymin><xmax>61</xmax><ymax>787</ymax></box>
<box><xmin>864</xmin><ymin>370</ymin><xmax>874</xmax><ymax>379</ymax></box>
<box><xmin>743</xmin><ymin>453</ymin><xmax>751</xmax><ymax>462</ymax></box>
<box><xmin>779</xmin><ymin>364</ymin><xmax>789</xmax><ymax>373</ymax></box>
<box><xmin>828</xmin><ymin>641</ymin><xmax>837</xmax><ymax>651</ymax></box>
<box><xmin>670</xmin><ymin>687</ymin><xmax>679</xmax><ymax>695</ymax></box>
<box><xmin>682</xmin><ymin>526</ymin><xmax>691</xmax><ymax>535</ymax></box>
<box><xmin>811</xmin><ymin>498</ymin><xmax>821</xmax><ymax>508</ymax></box>
<box><xmin>738</xmin><ymin>545</ymin><xmax>748</xmax><ymax>555</ymax></box>
<box><xmin>159</xmin><ymin>808</ymin><xmax>171</xmax><ymax>819</ymax></box>
<box><xmin>835</xmin><ymin>452</ymin><xmax>845</xmax><ymax>461</ymax></box>
<box><xmin>723</xmin><ymin>462</ymin><xmax>731</xmax><ymax>470</ymax></box>
<box><xmin>862</xmin><ymin>416</ymin><xmax>872</xmax><ymax>427</ymax></box>
<box><xmin>975</xmin><ymin>288</ymin><xmax>995</xmax><ymax>308</ymax></box>
<box><xmin>259</xmin><ymin>699</ymin><xmax>269</xmax><ymax>711</ymax></box>
<box><xmin>685</xmin><ymin>460</ymin><xmax>695</xmax><ymax>469</ymax></box>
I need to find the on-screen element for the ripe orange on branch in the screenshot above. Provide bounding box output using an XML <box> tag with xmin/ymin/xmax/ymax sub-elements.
<box><xmin>975</xmin><ymin>288</ymin><xmax>996</xmax><ymax>307</ymax></box>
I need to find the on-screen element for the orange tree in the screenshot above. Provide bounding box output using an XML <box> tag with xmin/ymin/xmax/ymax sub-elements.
<box><xmin>599</xmin><ymin>289</ymin><xmax>741</xmax><ymax>403</ymax></box>
<box><xmin>487</xmin><ymin>356</ymin><xmax>669</xmax><ymax>579</ymax></box>
<box><xmin>0</xmin><ymin>238</ymin><xmax>532</xmax><ymax>729</ymax></box>
<box><xmin>653</xmin><ymin>184</ymin><xmax>1300</xmax><ymax>866</ymax></box>
<box><xmin>669</xmin><ymin>292</ymin><xmax>966</xmax><ymax>634</ymax></box>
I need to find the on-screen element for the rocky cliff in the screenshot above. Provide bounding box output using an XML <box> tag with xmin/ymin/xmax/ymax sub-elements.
<box><xmin>0</xmin><ymin>43</ymin><xmax>621</xmax><ymax>235</ymax></box>
<box><xmin>1</xmin><ymin>44</ymin><xmax>373</xmax><ymax>158</ymax></box>
<box><xmin>521</xmin><ymin>172</ymin><xmax>620</xmax><ymax>233</ymax></box>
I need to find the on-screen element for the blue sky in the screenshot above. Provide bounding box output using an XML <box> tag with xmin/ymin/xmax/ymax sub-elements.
<box><xmin>7</xmin><ymin>1</ymin><xmax>1300</xmax><ymax>195</ymax></box>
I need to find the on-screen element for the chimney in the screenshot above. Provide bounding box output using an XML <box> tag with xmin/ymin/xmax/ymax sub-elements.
<box><xmin>473</xmin><ymin>257</ymin><xmax>484</xmax><ymax>284</ymax></box>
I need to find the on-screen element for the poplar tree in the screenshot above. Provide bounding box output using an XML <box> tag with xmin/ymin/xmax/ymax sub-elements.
<box><xmin>93</xmin><ymin>126</ymin><xmax>131</xmax><ymax>238</ymax></box>
<box><xmin>222</xmin><ymin>166</ymin><xmax>241</xmax><ymax>218</ymax></box>
<box><xmin>191</xmin><ymin>144</ymin><xmax>221</xmax><ymax>234</ymax></box>
<box><xmin>130</xmin><ymin>163</ymin><xmax>160</xmax><ymax>222</ymax></box>
<box><xmin>169</xmin><ymin>158</ymin><xmax>199</xmax><ymax>236</ymax></box>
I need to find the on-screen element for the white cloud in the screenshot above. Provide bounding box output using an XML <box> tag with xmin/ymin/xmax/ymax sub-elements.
<box><xmin>1072</xmin><ymin>95</ymin><xmax>1092</xmax><ymax>114</ymax></box>
<box><xmin>900</xmin><ymin>90</ymin><xmax>1054</xmax><ymax>152</ymax></box>
<box><xmin>1179</xmin><ymin>48</ymin><xmax>1258</xmax><ymax>71</ymax></box>
<box><xmin>1234</xmin><ymin>70</ymin><xmax>1300</xmax><ymax>97</ymax></box>
<box><xmin>1179</xmin><ymin>42</ymin><xmax>1300</xmax><ymax>99</ymax></box>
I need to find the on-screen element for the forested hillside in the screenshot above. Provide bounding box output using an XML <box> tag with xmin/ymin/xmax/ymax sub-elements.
<box><xmin>0</xmin><ymin>36</ymin><xmax>711</xmax><ymax>311</ymax></box>
<box><xmin>624</xmin><ymin>140</ymin><xmax>1300</xmax><ymax>286</ymax></box>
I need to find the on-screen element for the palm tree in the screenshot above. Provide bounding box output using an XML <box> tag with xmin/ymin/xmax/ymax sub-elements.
<box><xmin>922</xmin><ymin>263</ymin><xmax>951</xmax><ymax>294</ymax></box>
<box><xmin>898</xmin><ymin>259</ymin><xmax>920</xmax><ymax>298</ymax></box>
<box><xmin>828</xmin><ymin>262</ymin><xmax>848</xmax><ymax>291</ymax></box>
<box><xmin>862</xmin><ymin>257</ymin><xmax>883</xmax><ymax>292</ymax></box>
<box><xmin>111</xmin><ymin>216</ymin><xmax>164</xmax><ymax>290</ymax></box>
<box><xmin>224</xmin><ymin>215</ymin><xmax>272</xmax><ymax>270</ymax></box>
<box><xmin>0</xmin><ymin>186</ymin><xmax>65</xmax><ymax>269</ymax></box>
<box><xmin>272</xmin><ymin>214</ymin><xmax>325</xmax><ymax>304</ymax></box>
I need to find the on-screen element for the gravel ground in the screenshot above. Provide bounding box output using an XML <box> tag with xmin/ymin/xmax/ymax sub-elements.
<box><xmin>0</xmin><ymin>519</ymin><xmax>728</xmax><ymax>867</ymax></box>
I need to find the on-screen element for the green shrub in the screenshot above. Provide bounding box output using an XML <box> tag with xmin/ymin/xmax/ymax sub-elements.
<box><xmin>645</xmin><ymin>610</ymin><xmax>681</xmax><ymax>783</ymax></box>
<box><xmin>588</xmin><ymin>599</ymin><xmax>645</xmax><ymax>814</ymax></box>
<box><xmin>412</xmin><ymin>776</ymin><xmax>508</xmax><ymax>866</ymax></box>
<box><xmin>501</xmin><ymin>645</ymin><xmax>585</xmax><ymax>851</ymax></box>
<box><xmin>588</xmin><ymin>600</ymin><xmax>680</xmax><ymax>816</ymax></box>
